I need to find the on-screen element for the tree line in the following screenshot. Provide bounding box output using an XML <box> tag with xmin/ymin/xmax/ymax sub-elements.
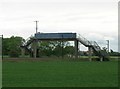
<box><xmin>2</xmin><ymin>36</ymin><xmax>120</xmax><ymax>57</ymax></box>
<box><xmin>2</xmin><ymin>36</ymin><xmax>75</xmax><ymax>57</ymax></box>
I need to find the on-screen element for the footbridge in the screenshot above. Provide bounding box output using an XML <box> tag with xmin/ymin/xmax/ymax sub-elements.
<box><xmin>21</xmin><ymin>32</ymin><xmax>109</xmax><ymax>61</ymax></box>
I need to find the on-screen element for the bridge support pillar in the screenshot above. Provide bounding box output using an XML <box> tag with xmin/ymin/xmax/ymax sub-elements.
<box><xmin>88</xmin><ymin>47</ymin><xmax>92</xmax><ymax>61</ymax></box>
<box><xmin>100</xmin><ymin>57</ymin><xmax>103</xmax><ymax>61</ymax></box>
<box><xmin>75</xmin><ymin>40</ymin><xmax>78</xmax><ymax>59</ymax></box>
<box><xmin>21</xmin><ymin>48</ymin><xmax>25</xmax><ymax>57</ymax></box>
<box><xmin>33</xmin><ymin>40</ymin><xmax>37</xmax><ymax>58</ymax></box>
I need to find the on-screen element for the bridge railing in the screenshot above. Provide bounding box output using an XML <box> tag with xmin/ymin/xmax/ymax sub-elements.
<box><xmin>90</xmin><ymin>41</ymin><xmax>101</xmax><ymax>51</ymax></box>
<box><xmin>22</xmin><ymin>35</ymin><xmax>34</xmax><ymax>46</ymax></box>
<box><xmin>76</xmin><ymin>34</ymin><xmax>91</xmax><ymax>46</ymax></box>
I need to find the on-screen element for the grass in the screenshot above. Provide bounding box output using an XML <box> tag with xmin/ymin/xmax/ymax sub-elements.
<box><xmin>2</xmin><ymin>59</ymin><xmax>118</xmax><ymax>87</ymax></box>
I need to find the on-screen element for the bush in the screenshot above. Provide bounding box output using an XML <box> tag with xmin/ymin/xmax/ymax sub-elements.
<box><xmin>9</xmin><ymin>50</ymin><xmax>19</xmax><ymax>57</ymax></box>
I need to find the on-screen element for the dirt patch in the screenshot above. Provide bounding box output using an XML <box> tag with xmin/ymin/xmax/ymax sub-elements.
<box><xmin>2</xmin><ymin>57</ymin><xmax>90</xmax><ymax>62</ymax></box>
<box><xmin>3</xmin><ymin>58</ymin><xmax>55</xmax><ymax>62</ymax></box>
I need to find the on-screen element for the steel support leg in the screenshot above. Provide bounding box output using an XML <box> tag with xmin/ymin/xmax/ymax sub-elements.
<box><xmin>75</xmin><ymin>40</ymin><xmax>78</xmax><ymax>59</ymax></box>
<box><xmin>21</xmin><ymin>48</ymin><xmax>25</xmax><ymax>57</ymax></box>
<box><xmin>88</xmin><ymin>47</ymin><xmax>92</xmax><ymax>61</ymax></box>
<box><xmin>33</xmin><ymin>40</ymin><xmax>37</xmax><ymax>58</ymax></box>
<box><xmin>100</xmin><ymin>57</ymin><xmax>103</xmax><ymax>61</ymax></box>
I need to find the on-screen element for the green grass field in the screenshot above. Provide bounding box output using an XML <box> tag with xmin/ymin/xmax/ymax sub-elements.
<box><xmin>3</xmin><ymin>59</ymin><xmax>118</xmax><ymax>87</ymax></box>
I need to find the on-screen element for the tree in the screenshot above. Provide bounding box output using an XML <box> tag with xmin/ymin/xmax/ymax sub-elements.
<box><xmin>38</xmin><ymin>41</ymin><xmax>72</xmax><ymax>57</ymax></box>
<box><xmin>3</xmin><ymin>38</ymin><xmax>10</xmax><ymax>55</ymax></box>
<box><xmin>3</xmin><ymin>36</ymin><xmax>24</xmax><ymax>57</ymax></box>
<box><xmin>64</xmin><ymin>46</ymin><xmax>74</xmax><ymax>55</ymax></box>
<box><xmin>38</xmin><ymin>41</ymin><xmax>54</xmax><ymax>57</ymax></box>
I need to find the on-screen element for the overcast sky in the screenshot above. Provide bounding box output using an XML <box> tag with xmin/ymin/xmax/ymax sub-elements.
<box><xmin>0</xmin><ymin>0</ymin><xmax>118</xmax><ymax>51</ymax></box>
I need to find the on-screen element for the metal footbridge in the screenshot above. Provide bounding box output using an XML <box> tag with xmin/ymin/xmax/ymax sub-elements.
<box><xmin>21</xmin><ymin>32</ymin><xmax>109</xmax><ymax>61</ymax></box>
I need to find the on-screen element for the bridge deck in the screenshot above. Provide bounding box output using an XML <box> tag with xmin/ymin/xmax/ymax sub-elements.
<box><xmin>34</xmin><ymin>33</ymin><xmax>77</xmax><ymax>41</ymax></box>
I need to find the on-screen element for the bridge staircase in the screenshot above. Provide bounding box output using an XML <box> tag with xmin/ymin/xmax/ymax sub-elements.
<box><xmin>77</xmin><ymin>34</ymin><xmax>109</xmax><ymax>61</ymax></box>
<box><xmin>21</xmin><ymin>36</ymin><xmax>34</xmax><ymax>57</ymax></box>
